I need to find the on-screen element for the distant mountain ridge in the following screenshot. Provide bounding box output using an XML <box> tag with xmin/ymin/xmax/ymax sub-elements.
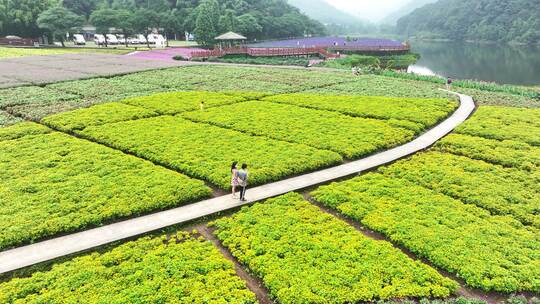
<box><xmin>382</xmin><ymin>0</ymin><xmax>437</xmax><ymax>25</ymax></box>
<box><xmin>287</xmin><ymin>0</ymin><xmax>362</xmax><ymax>25</ymax></box>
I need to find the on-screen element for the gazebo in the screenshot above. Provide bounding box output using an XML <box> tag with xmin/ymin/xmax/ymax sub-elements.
<box><xmin>215</xmin><ymin>31</ymin><xmax>247</xmax><ymax>48</ymax></box>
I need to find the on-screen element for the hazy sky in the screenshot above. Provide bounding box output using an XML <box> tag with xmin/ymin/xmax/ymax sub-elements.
<box><xmin>325</xmin><ymin>0</ymin><xmax>410</xmax><ymax>22</ymax></box>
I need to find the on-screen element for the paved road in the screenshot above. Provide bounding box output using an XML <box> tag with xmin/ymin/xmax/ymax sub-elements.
<box><xmin>0</xmin><ymin>90</ymin><xmax>475</xmax><ymax>274</ymax></box>
<box><xmin>0</xmin><ymin>53</ymin><xmax>185</xmax><ymax>88</ymax></box>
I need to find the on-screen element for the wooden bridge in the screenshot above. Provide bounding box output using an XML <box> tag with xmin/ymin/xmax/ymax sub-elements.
<box><xmin>190</xmin><ymin>47</ymin><xmax>340</xmax><ymax>59</ymax></box>
<box><xmin>190</xmin><ymin>44</ymin><xmax>410</xmax><ymax>59</ymax></box>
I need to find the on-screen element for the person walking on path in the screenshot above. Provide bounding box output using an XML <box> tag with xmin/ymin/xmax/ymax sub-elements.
<box><xmin>231</xmin><ymin>161</ymin><xmax>239</xmax><ymax>198</ymax></box>
<box><xmin>237</xmin><ymin>164</ymin><xmax>249</xmax><ymax>202</ymax></box>
<box><xmin>446</xmin><ymin>77</ymin><xmax>453</xmax><ymax>90</ymax></box>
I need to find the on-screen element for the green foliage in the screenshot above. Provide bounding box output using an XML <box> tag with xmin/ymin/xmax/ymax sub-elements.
<box><xmin>311</xmin><ymin>173</ymin><xmax>540</xmax><ymax>293</ymax></box>
<box><xmin>80</xmin><ymin>115</ymin><xmax>342</xmax><ymax>189</ymax></box>
<box><xmin>379</xmin><ymin>151</ymin><xmax>540</xmax><ymax>228</ymax></box>
<box><xmin>122</xmin><ymin>91</ymin><xmax>247</xmax><ymax>115</ymax></box>
<box><xmin>194</xmin><ymin>0</ymin><xmax>219</xmax><ymax>47</ymax></box>
<box><xmin>305</xmin><ymin>74</ymin><xmax>452</xmax><ymax>99</ymax></box>
<box><xmin>0</xmin><ymin>86</ymin><xmax>78</xmax><ymax>108</ymax></box>
<box><xmin>0</xmin><ymin>130</ymin><xmax>211</xmax><ymax>249</ymax></box>
<box><xmin>0</xmin><ymin>232</ymin><xmax>257</xmax><ymax>303</ymax></box>
<box><xmin>0</xmin><ymin>111</ymin><xmax>21</xmax><ymax>127</ymax></box>
<box><xmin>320</xmin><ymin>54</ymin><xmax>420</xmax><ymax>70</ymax></box>
<box><xmin>455</xmin><ymin>106</ymin><xmax>540</xmax><ymax>145</ymax></box>
<box><xmin>183</xmin><ymin>100</ymin><xmax>415</xmax><ymax>158</ymax></box>
<box><xmin>43</xmin><ymin>102</ymin><xmax>158</xmax><ymax>131</ymax></box>
<box><xmin>37</xmin><ymin>6</ymin><xmax>84</xmax><ymax>47</ymax></box>
<box><xmin>48</xmin><ymin>77</ymin><xmax>165</xmax><ymax>102</ymax></box>
<box><xmin>0</xmin><ymin>0</ymin><xmax>53</xmax><ymax>37</ymax></box>
<box><xmin>263</xmin><ymin>93</ymin><xmax>456</xmax><ymax>127</ymax></box>
<box><xmin>378</xmin><ymin>70</ymin><xmax>540</xmax><ymax>100</ymax></box>
<box><xmin>211</xmin><ymin>55</ymin><xmax>314</xmax><ymax>66</ymax></box>
<box><xmin>0</xmin><ymin>122</ymin><xmax>50</xmax><ymax>141</ymax></box>
<box><xmin>62</xmin><ymin>0</ymin><xmax>99</xmax><ymax>19</ymax></box>
<box><xmin>397</xmin><ymin>0</ymin><xmax>540</xmax><ymax>44</ymax></box>
<box><xmin>211</xmin><ymin>193</ymin><xmax>459</xmax><ymax>302</ymax></box>
<box><xmin>435</xmin><ymin>133</ymin><xmax>540</xmax><ymax>171</ymax></box>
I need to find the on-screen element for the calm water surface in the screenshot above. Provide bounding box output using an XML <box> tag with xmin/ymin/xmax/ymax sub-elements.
<box><xmin>408</xmin><ymin>41</ymin><xmax>540</xmax><ymax>86</ymax></box>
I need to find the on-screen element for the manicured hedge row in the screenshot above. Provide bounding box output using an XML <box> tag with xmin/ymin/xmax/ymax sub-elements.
<box><xmin>122</xmin><ymin>91</ymin><xmax>247</xmax><ymax>115</ymax></box>
<box><xmin>263</xmin><ymin>94</ymin><xmax>457</xmax><ymax>127</ymax></box>
<box><xmin>211</xmin><ymin>193</ymin><xmax>458</xmax><ymax>303</ymax></box>
<box><xmin>435</xmin><ymin>134</ymin><xmax>540</xmax><ymax>171</ymax></box>
<box><xmin>42</xmin><ymin>103</ymin><xmax>158</xmax><ymax>131</ymax></box>
<box><xmin>0</xmin><ymin>122</ymin><xmax>50</xmax><ymax>141</ymax></box>
<box><xmin>183</xmin><ymin>101</ymin><xmax>415</xmax><ymax>158</ymax></box>
<box><xmin>0</xmin><ymin>131</ymin><xmax>211</xmax><ymax>250</ymax></box>
<box><xmin>311</xmin><ymin>173</ymin><xmax>540</xmax><ymax>293</ymax></box>
<box><xmin>456</xmin><ymin>106</ymin><xmax>540</xmax><ymax>146</ymax></box>
<box><xmin>0</xmin><ymin>232</ymin><xmax>257</xmax><ymax>303</ymax></box>
<box><xmin>379</xmin><ymin>151</ymin><xmax>540</xmax><ymax>228</ymax></box>
<box><xmin>80</xmin><ymin>116</ymin><xmax>342</xmax><ymax>189</ymax></box>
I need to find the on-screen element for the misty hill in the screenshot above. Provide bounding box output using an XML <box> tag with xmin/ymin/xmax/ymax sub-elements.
<box><xmin>397</xmin><ymin>0</ymin><xmax>540</xmax><ymax>44</ymax></box>
<box><xmin>382</xmin><ymin>0</ymin><xmax>437</xmax><ymax>25</ymax></box>
<box><xmin>287</xmin><ymin>0</ymin><xmax>362</xmax><ymax>25</ymax></box>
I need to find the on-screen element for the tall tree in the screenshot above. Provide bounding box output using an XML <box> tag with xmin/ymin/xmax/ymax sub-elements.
<box><xmin>37</xmin><ymin>6</ymin><xmax>84</xmax><ymax>47</ymax></box>
<box><xmin>90</xmin><ymin>8</ymin><xmax>119</xmax><ymax>47</ymax></box>
<box><xmin>0</xmin><ymin>0</ymin><xmax>53</xmax><ymax>37</ymax></box>
<box><xmin>194</xmin><ymin>0</ymin><xmax>219</xmax><ymax>47</ymax></box>
<box><xmin>115</xmin><ymin>9</ymin><xmax>134</xmax><ymax>47</ymax></box>
<box><xmin>62</xmin><ymin>0</ymin><xmax>99</xmax><ymax>20</ymax></box>
<box><xmin>219</xmin><ymin>9</ymin><xmax>237</xmax><ymax>32</ymax></box>
<box><xmin>132</xmin><ymin>9</ymin><xmax>160</xmax><ymax>47</ymax></box>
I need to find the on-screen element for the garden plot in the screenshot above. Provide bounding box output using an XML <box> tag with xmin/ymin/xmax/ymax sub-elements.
<box><xmin>312</xmin><ymin>173</ymin><xmax>540</xmax><ymax>293</ymax></box>
<box><xmin>122</xmin><ymin>91</ymin><xmax>248</xmax><ymax>115</ymax></box>
<box><xmin>263</xmin><ymin>94</ymin><xmax>457</xmax><ymax>127</ymax></box>
<box><xmin>0</xmin><ymin>232</ymin><xmax>257</xmax><ymax>303</ymax></box>
<box><xmin>455</xmin><ymin>106</ymin><xmax>540</xmax><ymax>145</ymax></box>
<box><xmin>80</xmin><ymin>116</ymin><xmax>342</xmax><ymax>189</ymax></box>
<box><xmin>0</xmin><ymin>128</ymin><xmax>210</xmax><ymax>250</ymax></box>
<box><xmin>305</xmin><ymin>74</ymin><xmax>451</xmax><ymax>99</ymax></box>
<box><xmin>435</xmin><ymin>133</ymin><xmax>540</xmax><ymax>171</ymax></box>
<box><xmin>183</xmin><ymin>100</ymin><xmax>415</xmax><ymax>158</ymax></box>
<box><xmin>0</xmin><ymin>110</ymin><xmax>21</xmax><ymax>127</ymax></box>
<box><xmin>379</xmin><ymin>151</ymin><xmax>540</xmax><ymax>228</ymax></box>
<box><xmin>0</xmin><ymin>86</ymin><xmax>79</xmax><ymax>108</ymax></box>
<box><xmin>211</xmin><ymin>193</ymin><xmax>458</xmax><ymax>303</ymax></box>
<box><xmin>43</xmin><ymin>103</ymin><xmax>158</xmax><ymax>131</ymax></box>
<box><xmin>0</xmin><ymin>122</ymin><xmax>50</xmax><ymax>141</ymax></box>
<box><xmin>47</xmin><ymin>77</ymin><xmax>167</xmax><ymax>103</ymax></box>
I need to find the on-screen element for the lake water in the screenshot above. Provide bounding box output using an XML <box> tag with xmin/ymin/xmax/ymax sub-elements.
<box><xmin>408</xmin><ymin>41</ymin><xmax>540</xmax><ymax>86</ymax></box>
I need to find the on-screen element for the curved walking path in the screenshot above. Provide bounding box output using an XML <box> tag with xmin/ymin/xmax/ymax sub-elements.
<box><xmin>0</xmin><ymin>90</ymin><xmax>475</xmax><ymax>274</ymax></box>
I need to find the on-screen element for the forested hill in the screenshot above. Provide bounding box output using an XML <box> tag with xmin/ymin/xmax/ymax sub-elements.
<box><xmin>287</xmin><ymin>0</ymin><xmax>361</xmax><ymax>25</ymax></box>
<box><xmin>0</xmin><ymin>0</ymin><xmax>326</xmax><ymax>40</ymax></box>
<box><xmin>396</xmin><ymin>0</ymin><xmax>540</xmax><ymax>44</ymax></box>
<box><xmin>382</xmin><ymin>0</ymin><xmax>437</xmax><ymax>25</ymax></box>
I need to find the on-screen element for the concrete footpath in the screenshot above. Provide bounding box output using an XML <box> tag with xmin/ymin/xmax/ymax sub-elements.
<box><xmin>0</xmin><ymin>90</ymin><xmax>475</xmax><ymax>274</ymax></box>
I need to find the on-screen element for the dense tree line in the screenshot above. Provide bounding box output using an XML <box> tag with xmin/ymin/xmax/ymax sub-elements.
<box><xmin>396</xmin><ymin>0</ymin><xmax>540</xmax><ymax>44</ymax></box>
<box><xmin>0</xmin><ymin>0</ymin><xmax>325</xmax><ymax>46</ymax></box>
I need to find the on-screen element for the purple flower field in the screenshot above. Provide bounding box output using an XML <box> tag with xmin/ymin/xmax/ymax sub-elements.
<box><xmin>248</xmin><ymin>37</ymin><xmax>405</xmax><ymax>48</ymax></box>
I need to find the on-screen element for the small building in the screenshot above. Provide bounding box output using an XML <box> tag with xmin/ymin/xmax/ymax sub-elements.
<box><xmin>215</xmin><ymin>32</ymin><xmax>247</xmax><ymax>48</ymax></box>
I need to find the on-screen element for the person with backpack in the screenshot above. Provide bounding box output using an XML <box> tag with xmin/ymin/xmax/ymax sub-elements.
<box><xmin>237</xmin><ymin>164</ymin><xmax>249</xmax><ymax>202</ymax></box>
<box><xmin>446</xmin><ymin>77</ymin><xmax>453</xmax><ymax>90</ymax></box>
